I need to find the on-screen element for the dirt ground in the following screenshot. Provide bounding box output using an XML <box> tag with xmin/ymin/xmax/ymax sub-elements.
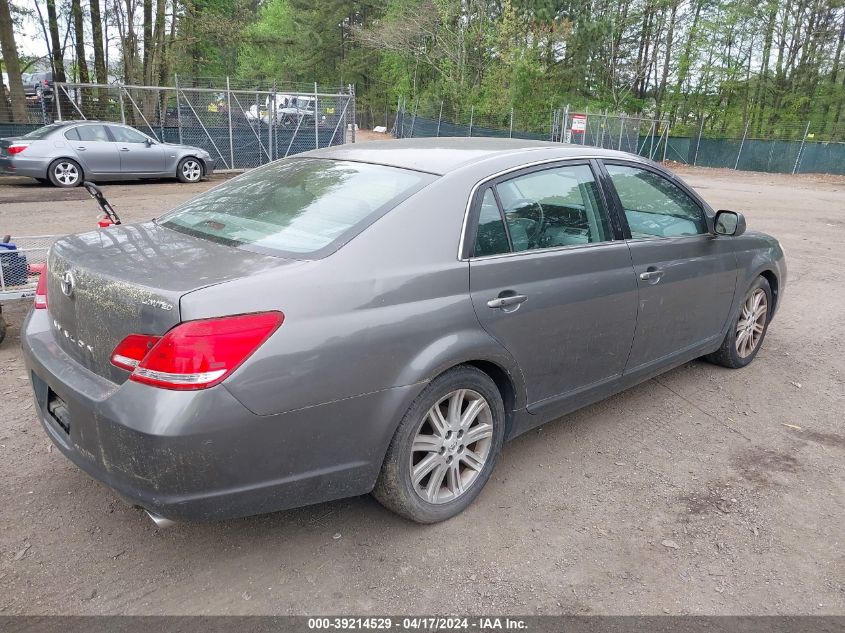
<box><xmin>0</xmin><ymin>161</ymin><xmax>842</xmax><ymax>616</ymax></box>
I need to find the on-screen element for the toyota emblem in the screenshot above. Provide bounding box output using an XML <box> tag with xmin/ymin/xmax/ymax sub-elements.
<box><xmin>60</xmin><ymin>271</ymin><xmax>76</xmax><ymax>297</ymax></box>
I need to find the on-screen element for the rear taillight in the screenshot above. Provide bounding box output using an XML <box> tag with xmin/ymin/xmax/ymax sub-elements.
<box><xmin>111</xmin><ymin>333</ymin><xmax>161</xmax><ymax>371</ymax></box>
<box><xmin>33</xmin><ymin>269</ymin><xmax>48</xmax><ymax>309</ymax></box>
<box><xmin>111</xmin><ymin>311</ymin><xmax>284</xmax><ymax>390</ymax></box>
<box><xmin>7</xmin><ymin>143</ymin><xmax>29</xmax><ymax>155</ymax></box>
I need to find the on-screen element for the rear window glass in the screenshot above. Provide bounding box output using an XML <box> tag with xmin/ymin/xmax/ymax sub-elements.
<box><xmin>22</xmin><ymin>124</ymin><xmax>66</xmax><ymax>140</ymax></box>
<box><xmin>158</xmin><ymin>159</ymin><xmax>435</xmax><ymax>258</ymax></box>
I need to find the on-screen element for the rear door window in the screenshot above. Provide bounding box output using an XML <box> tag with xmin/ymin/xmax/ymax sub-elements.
<box><xmin>495</xmin><ymin>164</ymin><xmax>612</xmax><ymax>252</ymax></box>
<box><xmin>159</xmin><ymin>158</ymin><xmax>435</xmax><ymax>258</ymax></box>
<box><xmin>76</xmin><ymin>125</ymin><xmax>111</xmax><ymax>142</ymax></box>
<box><xmin>473</xmin><ymin>189</ymin><xmax>509</xmax><ymax>257</ymax></box>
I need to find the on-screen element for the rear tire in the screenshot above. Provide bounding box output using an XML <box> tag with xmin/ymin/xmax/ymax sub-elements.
<box><xmin>373</xmin><ymin>366</ymin><xmax>506</xmax><ymax>523</ymax></box>
<box><xmin>706</xmin><ymin>276</ymin><xmax>772</xmax><ymax>369</ymax></box>
<box><xmin>0</xmin><ymin>314</ymin><xmax>7</xmax><ymax>346</ymax></box>
<box><xmin>177</xmin><ymin>157</ymin><xmax>203</xmax><ymax>183</ymax></box>
<box><xmin>47</xmin><ymin>158</ymin><xmax>82</xmax><ymax>188</ymax></box>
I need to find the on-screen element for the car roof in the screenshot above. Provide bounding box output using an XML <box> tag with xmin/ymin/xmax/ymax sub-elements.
<box><xmin>303</xmin><ymin>137</ymin><xmax>641</xmax><ymax>176</ymax></box>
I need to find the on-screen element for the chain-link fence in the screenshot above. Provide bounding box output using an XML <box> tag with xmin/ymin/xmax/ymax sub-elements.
<box><xmin>393</xmin><ymin>99</ymin><xmax>845</xmax><ymax>175</ymax></box>
<box><xmin>2</xmin><ymin>79</ymin><xmax>355</xmax><ymax>170</ymax></box>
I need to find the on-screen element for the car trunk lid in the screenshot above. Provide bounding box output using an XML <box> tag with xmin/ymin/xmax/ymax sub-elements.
<box><xmin>46</xmin><ymin>221</ymin><xmax>289</xmax><ymax>383</ymax></box>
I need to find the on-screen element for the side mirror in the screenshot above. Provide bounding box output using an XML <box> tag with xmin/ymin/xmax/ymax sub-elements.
<box><xmin>714</xmin><ymin>210</ymin><xmax>746</xmax><ymax>237</ymax></box>
<box><xmin>145</xmin><ymin>138</ymin><xmax>153</xmax><ymax>147</ymax></box>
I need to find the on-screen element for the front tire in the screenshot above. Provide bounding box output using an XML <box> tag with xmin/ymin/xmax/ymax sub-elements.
<box><xmin>373</xmin><ymin>366</ymin><xmax>506</xmax><ymax>523</ymax></box>
<box><xmin>706</xmin><ymin>276</ymin><xmax>772</xmax><ymax>369</ymax></box>
<box><xmin>47</xmin><ymin>159</ymin><xmax>82</xmax><ymax>188</ymax></box>
<box><xmin>177</xmin><ymin>157</ymin><xmax>203</xmax><ymax>183</ymax></box>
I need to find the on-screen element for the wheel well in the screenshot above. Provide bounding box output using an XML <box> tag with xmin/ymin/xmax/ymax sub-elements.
<box><xmin>463</xmin><ymin>360</ymin><xmax>517</xmax><ymax>437</ymax></box>
<box><xmin>759</xmin><ymin>270</ymin><xmax>779</xmax><ymax>312</ymax></box>
<box><xmin>47</xmin><ymin>157</ymin><xmax>84</xmax><ymax>179</ymax></box>
<box><xmin>181</xmin><ymin>156</ymin><xmax>205</xmax><ymax>174</ymax></box>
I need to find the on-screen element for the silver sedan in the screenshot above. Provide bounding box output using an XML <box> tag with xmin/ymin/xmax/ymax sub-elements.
<box><xmin>0</xmin><ymin>121</ymin><xmax>215</xmax><ymax>187</ymax></box>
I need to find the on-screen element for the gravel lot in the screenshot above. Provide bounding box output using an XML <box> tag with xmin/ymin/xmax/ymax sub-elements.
<box><xmin>0</xmin><ymin>164</ymin><xmax>843</xmax><ymax>615</ymax></box>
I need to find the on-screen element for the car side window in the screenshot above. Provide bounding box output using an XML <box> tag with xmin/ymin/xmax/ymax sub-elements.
<box><xmin>495</xmin><ymin>164</ymin><xmax>612</xmax><ymax>252</ymax></box>
<box><xmin>64</xmin><ymin>128</ymin><xmax>80</xmax><ymax>141</ymax></box>
<box><xmin>109</xmin><ymin>126</ymin><xmax>149</xmax><ymax>144</ymax></box>
<box><xmin>605</xmin><ymin>164</ymin><xmax>707</xmax><ymax>238</ymax></box>
<box><xmin>473</xmin><ymin>189</ymin><xmax>509</xmax><ymax>257</ymax></box>
<box><xmin>76</xmin><ymin>125</ymin><xmax>110</xmax><ymax>142</ymax></box>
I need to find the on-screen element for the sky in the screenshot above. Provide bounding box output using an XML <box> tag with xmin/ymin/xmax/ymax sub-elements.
<box><xmin>18</xmin><ymin>2</ymin><xmax>50</xmax><ymax>60</ymax></box>
<box><xmin>14</xmin><ymin>1</ymin><xmax>121</xmax><ymax>72</ymax></box>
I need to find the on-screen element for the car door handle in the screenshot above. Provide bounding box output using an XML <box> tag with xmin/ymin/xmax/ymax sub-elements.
<box><xmin>119</xmin><ymin>147</ymin><xmax>130</xmax><ymax>152</ymax></box>
<box><xmin>639</xmin><ymin>268</ymin><xmax>665</xmax><ymax>283</ymax></box>
<box><xmin>487</xmin><ymin>294</ymin><xmax>528</xmax><ymax>309</ymax></box>
<box><xmin>75</xmin><ymin>146</ymin><xmax>86</xmax><ymax>151</ymax></box>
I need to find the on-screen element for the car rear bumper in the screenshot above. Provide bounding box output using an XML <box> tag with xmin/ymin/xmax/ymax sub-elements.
<box><xmin>21</xmin><ymin>308</ymin><xmax>415</xmax><ymax>522</ymax></box>
<box><xmin>203</xmin><ymin>158</ymin><xmax>216</xmax><ymax>175</ymax></box>
<box><xmin>0</xmin><ymin>156</ymin><xmax>46</xmax><ymax>178</ymax></box>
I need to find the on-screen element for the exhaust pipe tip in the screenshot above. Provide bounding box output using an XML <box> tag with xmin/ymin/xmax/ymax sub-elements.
<box><xmin>145</xmin><ymin>509</ymin><xmax>176</xmax><ymax>529</ymax></box>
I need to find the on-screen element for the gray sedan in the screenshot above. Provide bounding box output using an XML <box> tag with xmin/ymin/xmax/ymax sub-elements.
<box><xmin>0</xmin><ymin>121</ymin><xmax>215</xmax><ymax>187</ymax></box>
<box><xmin>21</xmin><ymin>138</ymin><xmax>786</xmax><ymax>525</ymax></box>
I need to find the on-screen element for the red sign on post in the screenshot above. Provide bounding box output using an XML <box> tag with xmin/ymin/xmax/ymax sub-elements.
<box><xmin>571</xmin><ymin>114</ymin><xmax>587</xmax><ymax>132</ymax></box>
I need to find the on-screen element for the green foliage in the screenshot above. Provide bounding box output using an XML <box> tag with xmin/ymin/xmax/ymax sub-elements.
<box><xmin>169</xmin><ymin>0</ymin><xmax>845</xmax><ymax>137</ymax></box>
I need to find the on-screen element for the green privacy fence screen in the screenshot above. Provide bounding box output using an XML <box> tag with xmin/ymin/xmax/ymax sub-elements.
<box><xmin>392</xmin><ymin>106</ymin><xmax>845</xmax><ymax>176</ymax></box>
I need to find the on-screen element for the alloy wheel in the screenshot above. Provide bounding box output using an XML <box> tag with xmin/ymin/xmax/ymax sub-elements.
<box><xmin>410</xmin><ymin>388</ymin><xmax>494</xmax><ymax>504</ymax></box>
<box><xmin>54</xmin><ymin>162</ymin><xmax>79</xmax><ymax>186</ymax></box>
<box><xmin>182</xmin><ymin>160</ymin><xmax>201</xmax><ymax>182</ymax></box>
<box><xmin>735</xmin><ymin>288</ymin><xmax>768</xmax><ymax>358</ymax></box>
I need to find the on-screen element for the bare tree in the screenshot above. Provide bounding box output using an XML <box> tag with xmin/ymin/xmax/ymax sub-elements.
<box><xmin>0</xmin><ymin>0</ymin><xmax>27</xmax><ymax>121</ymax></box>
<box><xmin>90</xmin><ymin>0</ymin><xmax>107</xmax><ymax>83</ymax></box>
<box><xmin>71</xmin><ymin>0</ymin><xmax>90</xmax><ymax>110</ymax></box>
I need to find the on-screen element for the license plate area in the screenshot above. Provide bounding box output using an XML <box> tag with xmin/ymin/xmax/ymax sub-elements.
<box><xmin>47</xmin><ymin>389</ymin><xmax>70</xmax><ymax>434</ymax></box>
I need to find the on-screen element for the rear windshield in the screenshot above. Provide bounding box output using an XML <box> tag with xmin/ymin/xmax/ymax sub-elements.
<box><xmin>22</xmin><ymin>124</ymin><xmax>66</xmax><ymax>140</ymax></box>
<box><xmin>158</xmin><ymin>158</ymin><xmax>434</xmax><ymax>258</ymax></box>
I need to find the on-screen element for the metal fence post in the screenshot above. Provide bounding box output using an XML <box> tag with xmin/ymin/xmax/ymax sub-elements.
<box><xmin>118</xmin><ymin>83</ymin><xmax>126</xmax><ymax>124</ymax></box>
<box><xmin>582</xmin><ymin>107</ymin><xmax>588</xmax><ymax>145</ymax></box>
<box><xmin>436</xmin><ymin>101</ymin><xmax>443</xmax><ymax>137</ymax></box>
<box><xmin>618</xmin><ymin>114</ymin><xmax>624</xmax><ymax>151</ymax></box>
<box><xmin>649</xmin><ymin>120</ymin><xmax>656</xmax><ymax>158</ymax></box>
<box><xmin>792</xmin><ymin>121</ymin><xmax>811</xmax><ymax>175</ymax></box>
<box><xmin>693</xmin><ymin>118</ymin><xmax>703</xmax><ymax>166</ymax></box>
<box><xmin>392</xmin><ymin>95</ymin><xmax>401</xmax><ymax>137</ymax></box>
<box><xmin>734</xmin><ymin>119</ymin><xmax>750</xmax><ymax>170</ymax></box>
<box><xmin>509</xmin><ymin>107</ymin><xmax>514</xmax><ymax>138</ymax></box>
<box><xmin>40</xmin><ymin>93</ymin><xmax>49</xmax><ymax>123</ymax></box>
<box><xmin>175</xmin><ymin>74</ymin><xmax>183</xmax><ymax>144</ymax></box>
<box><xmin>271</xmin><ymin>80</ymin><xmax>277</xmax><ymax>161</ymax></box>
<box><xmin>469</xmin><ymin>106</ymin><xmax>474</xmax><ymax>137</ymax></box>
<box><xmin>256</xmin><ymin>93</ymin><xmax>262</xmax><ymax>164</ymax></box>
<box><xmin>599</xmin><ymin>110</ymin><xmax>606</xmax><ymax>148</ymax></box>
<box><xmin>349</xmin><ymin>84</ymin><xmax>356</xmax><ymax>143</ymax></box>
<box><xmin>226</xmin><ymin>77</ymin><xmax>234</xmax><ymax>169</ymax></box>
<box><xmin>409</xmin><ymin>100</ymin><xmax>418</xmax><ymax>137</ymax></box>
<box><xmin>562</xmin><ymin>105</ymin><xmax>569</xmax><ymax>143</ymax></box>
<box><xmin>662</xmin><ymin>123</ymin><xmax>669</xmax><ymax>162</ymax></box>
<box><xmin>314</xmin><ymin>82</ymin><xmax>319</xmax><ymax>150</ymax></box>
